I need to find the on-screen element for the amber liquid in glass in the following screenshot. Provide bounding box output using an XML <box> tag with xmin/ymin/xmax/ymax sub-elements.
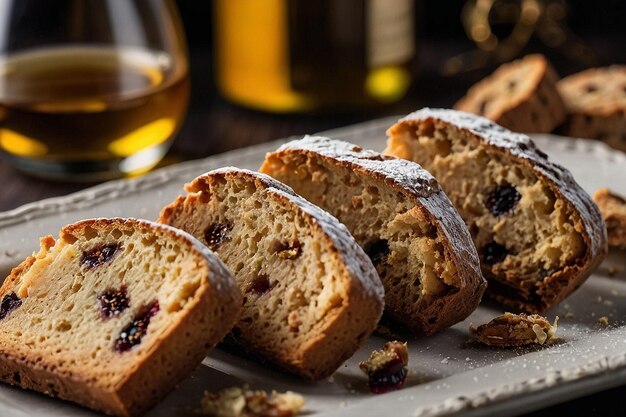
<box><xmin>0</xmin><ymin>46</ymin><xmax>189</xmax><ymax>179</ymax></box>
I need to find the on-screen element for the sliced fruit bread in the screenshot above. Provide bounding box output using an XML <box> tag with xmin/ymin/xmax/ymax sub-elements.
<box><xmin>261</xmin><ymin>137</ymin><xmax>486</xmax><ymax>335</ymax></box>
<box><xmin>385</xmin><ymin>108</ymin><xmax>607</xmax><ymax>313</ymax></box>
<box><xmin>0</xmin><ymin>218</ymin><xmax>241</xmax><ymax>417</ymax></box>
<box><xmin>158</xmin><ymin>168</ymin><xmax>384</xmax><ymax>380</ymax></box>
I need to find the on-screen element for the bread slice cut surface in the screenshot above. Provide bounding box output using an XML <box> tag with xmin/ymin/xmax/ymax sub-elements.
<box><xmin>158</xmin><ymin>168</ymin><xmax>384</xmax><ymax>380</ymax></box>
<box><xmin>261</xmin><ymin>137</ymin><xmax>486</xmax><ymax>335</ymax></box>
<box><xmin>0</xmin><ymin>218</ymin><xmax>241</xmax><ymax>417</ymax></box>
<box><xmin>385</xmin><ymin>108</ymin><xmax>607</xmax><ymax>312</ymax></box>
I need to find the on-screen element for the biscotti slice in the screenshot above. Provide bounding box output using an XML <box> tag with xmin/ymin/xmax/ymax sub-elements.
<box><xmin>558</xmin><ymin>66</ymin><xmax>626</xmax><ymax>152</ymax></box>
<box><xmin>454</xmin><ymin>54</ymin><xmax>566</xmax><ymax>133</ymax></box>
<box><xmin>385</xmin><ymin>108</ymin><xmax>607</xmax><ymax>313</ymax></box>
<box><xmin>158</xmin><ymin>168</ymin><xmax>384</xmax><ymax>380</ymax></box>
<box><xmin>0</xmin><ymin>218</ymin><xmax>241</xmax><ymax>417</ymax></box>
<box><xmin>593</xmin><ymin>188</ymin><xmax>626</xmax><ymax>248</ymax></box>
<box><xmin>260</xmin><ymin>137</ymin><xmax>485</xmax><ymax>335</ymax></box>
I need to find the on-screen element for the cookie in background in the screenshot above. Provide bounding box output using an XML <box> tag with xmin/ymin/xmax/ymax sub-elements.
<box><xmin>454</xmin><ymin>54</ymin><xmax>566</xmax><ymax>134</ymax></box>
<box><xmin>558</xmin><ymin>66</ymin><xmax>626</xmax><ymax>153</ymax></box>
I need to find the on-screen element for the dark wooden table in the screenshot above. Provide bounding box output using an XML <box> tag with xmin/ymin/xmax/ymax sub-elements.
<box><xmin>0</xmin><ymin>40</ymin><xmax>624</xmax><ymax>415</ymax></box>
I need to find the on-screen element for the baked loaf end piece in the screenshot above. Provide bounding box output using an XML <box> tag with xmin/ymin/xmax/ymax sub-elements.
<box><xmin>558</xmin><ymin>66</ymin><xmax>626</xmax><ymax>152</ymax></box>
<box><xmin>0</xmin><ymin>218</ymin><xmax>241</xmax><ymax>417</ymax></box>
<box><xmin>260</xmin><ymin>137</ymin><xmax>485</xmax><ymax>335</ymax></box>
<box><xmin>593</xmin><ymin>188</ymin><xmax>626</xmax><ymax>248</ymax></box>
<box><xmin>454</xmin><ymin>54</ymin><xmax>566</xmax><ymax>133</ymax></box>
<box><xmin>158</xmin><ymin>168</ymin><xmax>384</xmax><ymax>380</ymax></box>
<box><xmin>385</xmin><ymin>108</ymin><xmax>607</xmax><ymax>313</ymax></box>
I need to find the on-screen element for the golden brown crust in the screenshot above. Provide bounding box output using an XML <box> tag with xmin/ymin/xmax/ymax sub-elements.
<box><xmin>0</xmin><ymin>218</ymin><xmax>242</xmax><ymax>416</ymax></box>
<box><xmin>159</xmin><ymin>168</ymin><xmax>384</xmax><ymax>380</ymax></box>
<box><xmin>593</xmin><ymin>188</ymin><xmax>626</xmax><ymax>248</ymax></box>
<box><xmin>454</xmin><ymin>54</ymin><xmax>566</xmax><ymax>133</ymax></box>
<box><xmin>385</xmin><ymin>109</ymin><xmax>608</xmax><ymax>313</ymax></box>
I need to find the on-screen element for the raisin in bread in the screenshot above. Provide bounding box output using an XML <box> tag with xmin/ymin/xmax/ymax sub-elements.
<box><xmin>593</xmin><ymin>188</ymin><xmax>626</xmax><ymax>248</ymax></box>
<box><xmin>158</xmin><ymin>168</ymin><xmax>384</xmax><ymax>380</ymax></box>
<box><xmin>0</xmin><ymin>218</ymin><xmax>241</xmax><ymax>417</ymax></box>
<box><xmin>557</xmin><ymin>66</ymin><xmax>626</xmax><ymax>152</ymax></box>
<box><xmin>454</xmin><ymin>54</ymin><xmax>566</xmax><ymax>133</ymax></box>
<box><xmin>260</xmin><ymin>137</ymin><xmax>485</xmax><ymax>335</ymax></box>
<box><xmin>385</xmin><ymin>108</ymin><xmax>607</xmax><ymax>313</ymax></box>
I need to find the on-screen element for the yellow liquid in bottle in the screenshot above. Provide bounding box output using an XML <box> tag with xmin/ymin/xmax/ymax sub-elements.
<box><xmin>214</xmin><ymin>0</ymin><xmax>413</xmax><ymax>113</ymax></box>
<box><xmin>215</xmin><ymin>0</ymin><xmax>311</xmax><ymax>112</ymax></box>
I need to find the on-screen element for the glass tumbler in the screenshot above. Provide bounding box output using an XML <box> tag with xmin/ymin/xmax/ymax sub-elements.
<box><xmin>0</xmin><ymin>0</ymin><xmax>189</xmax><ymax>180</ymax></box>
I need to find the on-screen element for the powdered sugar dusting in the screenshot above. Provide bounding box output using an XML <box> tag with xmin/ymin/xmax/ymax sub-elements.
<box><xmin>276</xmin><ymin>136</ymin><xmax>441</xmax><ymax>199</ymax></box>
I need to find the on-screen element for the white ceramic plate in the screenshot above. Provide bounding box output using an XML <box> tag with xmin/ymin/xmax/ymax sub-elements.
<box><xmin>0</xmin><ymin>117</ymin><xmax>625</xmax><ymax>417</ymax></box>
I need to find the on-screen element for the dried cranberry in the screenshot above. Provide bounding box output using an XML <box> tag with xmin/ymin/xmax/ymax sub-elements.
<box><xmin>0</xmin><ymin>292</ymin><xmax>22</xmax><ymax>320</ymax></box>
<box><xmin>484</xmin><ymin>184</ymin><xmax>521</xmax><ymax>216</ymax></box>
<box><xmin>204</xmin><ymin>223</ymin><xmax>233</xmax><ymax>251</ymax></box>
<box><xmin>97</xmin><ymin>285</ymin><xmax>130</xmax><ymax>319</ymax></box>
<box><xmin>482</xmin><ymin>242</ymin><xmax>508</xmax><ymax>265</ymax></box>
<box><xmin>81</xmin><ymin>244</ymin><xmax>120</xmax><ymax>268</ymax></box>
<box><xmin>360</xmin><ymin>341</ymin><xmax>409</xmax><ymax>394</ymax></box>
<box><xmin>368</xmin><ymin>357</ymin><xmax>408</xmax><ymax>394</ymax></box>
<box><xmin>246</xmin><ymin>274</ymin><xmax>270</xmax><ymax>295</ymax></box>
<box><xmin>273</xmin><ymin>241</ymin><xmax>302</xmax><ymax>259</ymax></box>
<box><xmin>114</xmin><ymin>301</ymin><xmax>159</xmax><ymax>353</ymax></box>
<box><xmin>365</xmin><ymin>240</ymin><xmax>390</xmax><ymax>266</ymax></box>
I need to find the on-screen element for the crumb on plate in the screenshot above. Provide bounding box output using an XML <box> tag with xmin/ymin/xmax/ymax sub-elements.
<box><xmin>471</xmin><ymin>312</ymin><xmax>559</xmax><ymax>347</ymax></box>
<box><xmin>359</xmin><ymin>341</ymin><xmax>408</xmax><ymax>394</ymax></box>
<box><xmin>200</xmin><ymin>386</ymin><xmax>304</xmax><ymax>417</ymax></box>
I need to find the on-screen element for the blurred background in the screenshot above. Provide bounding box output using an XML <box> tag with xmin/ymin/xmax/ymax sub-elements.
<box><xmin>0</xmin><ymin>0</ymin><xmax>625</xmax><ymax>208</ymax></box>
<box><xmin>174</xmin><ymin>0</ymin><xmax>626</xmax><ymax>153</ymax></box>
